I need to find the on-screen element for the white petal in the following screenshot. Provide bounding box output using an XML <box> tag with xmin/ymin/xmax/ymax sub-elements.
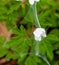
<box><xmin>42</xmin><ymin>32</ymin><xmax>46</xmax><ymax>37</ymax></box>
<box><xmin>33</xmin><ymin>28</ymin><xmax>46</xmax><ymax>41</ymax></box>
<box><xmin>34</xmin><ymin>36</ymin><xmax>41</xmax><ymax>41</ymax></box>
<box><xmin>33</xmin><ymin>28</ymin><xmax>41</xmax><ymax>37</ymax></box>
<box><xmin>29</xmin><ymin>0</ymin><xmax>34</xmax><ymax>5</ymax></box>
<box><xmin>33</xmin><ymin>28</ymin><xmax>45</xmax><ymax>37</ymax></box>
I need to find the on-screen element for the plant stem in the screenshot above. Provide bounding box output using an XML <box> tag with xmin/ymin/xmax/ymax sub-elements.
<box><xmin>31</xmin><ymin>2</ymin><xmax>50</xmax><ymax>65</ymax></box>
<box><xmin>31</xmin><ymin>2</ymin><xmax>41</xmax><ymax>27</ymax></box>
<box><xmin>36</xmin><ymin>54</ymin><xmax>50</xmax><ymax>65</ymax></box>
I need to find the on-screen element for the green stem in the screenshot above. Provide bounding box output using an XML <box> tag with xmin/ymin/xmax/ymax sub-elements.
<box><xmin>31</xmin><ymin>2</ymin><xmax>50</xmax><ymax>65</ymax></box>
<box><xmin>35</xmin><ymin>41</ymin><xmax>39</xmax><ymax>55</ymax></box>
<box><xmin>31</xmin><ymin>2</ymin><xmax>41</xmax><ymax>27</ymax></box>
<box><xmin>37</xmin><ymin>54</ymin><xmax>50</xmax><ymax>65</ymax></box>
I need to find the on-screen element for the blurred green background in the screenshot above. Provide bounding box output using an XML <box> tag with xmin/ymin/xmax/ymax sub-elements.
<box><xmin>0</xmin><ymin>0</ymin><xmax>59</xmax><ymax>65</ymax></box>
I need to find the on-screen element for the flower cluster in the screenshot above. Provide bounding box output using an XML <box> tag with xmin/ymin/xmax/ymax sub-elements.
<box><xmin>29</xmin><ymin>0</ymin><xmax>40</xmax><ymax>5</ymax></box>
<box><xmin>33</xmin><ymin>28</ymin><xmax>46</xmax><ymax>41</ymax></box>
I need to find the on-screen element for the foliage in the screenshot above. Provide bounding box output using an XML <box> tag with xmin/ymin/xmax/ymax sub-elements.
<box><xmin>0</xmin><ymin>0</ymin><xmax>59</xmax><ymax>65</ymax></box>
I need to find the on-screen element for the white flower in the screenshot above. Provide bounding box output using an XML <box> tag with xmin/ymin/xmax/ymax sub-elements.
<box><xmin>29</xmin><ymin>0</ymin><xmax>40</xmax><ymax>5</ymax></box>
<box><xmin>33</xmin><ymin>28</ymin><xmax>46</xmax><ymax>41</ymax></box>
